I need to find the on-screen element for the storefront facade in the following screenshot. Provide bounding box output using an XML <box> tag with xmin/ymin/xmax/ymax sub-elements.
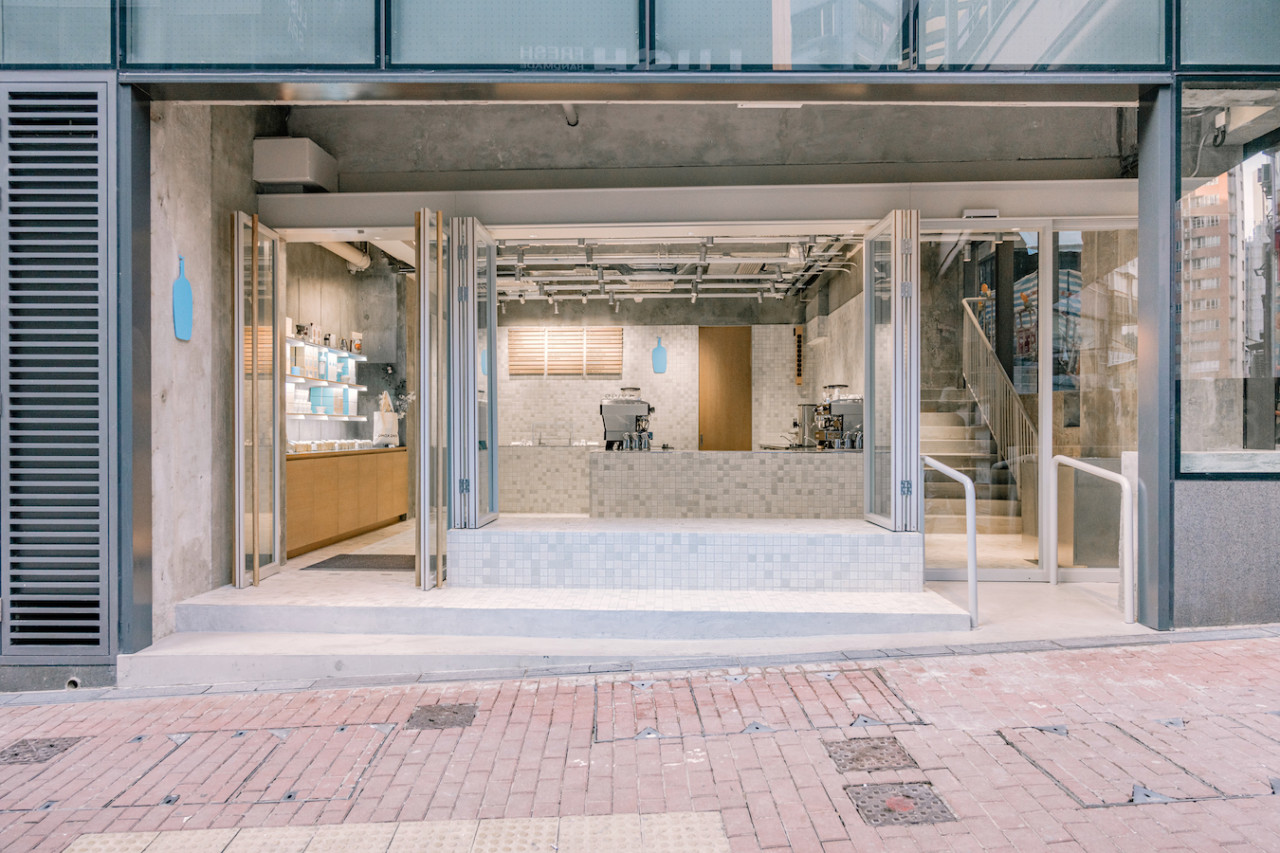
<box><xmin>1</xmin><ymin>2</ymin><xmax>1279</xmax><ymax>688</ymax></box>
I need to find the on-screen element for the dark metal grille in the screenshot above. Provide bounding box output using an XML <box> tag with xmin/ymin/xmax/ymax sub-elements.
<box><xmin>825</xmin><ymin>737</ymin><xmax>919</xmax><ymax>772</ymax></box>
<box><xmin>404</xmin><ymin>703</ymin><xmax>478</xmax><ymax>730</ymax></box>
<box><xmin>845</xmin><ymin>782</ymin><xmax>957</xmax><ymax>826</ymax></box>
<box><xmin>1</xmin><ymin>86</ymin><xmax>110</xmax><ymax>656</ymax></box>
<box><xmin>0</xmin><ymin>737</ymin><xmax>84</xmax><ymax>765</ymax></box>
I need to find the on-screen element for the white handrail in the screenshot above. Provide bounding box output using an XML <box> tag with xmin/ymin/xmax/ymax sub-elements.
<box><xmin>1051</xmin><ymin>456</ymin><xmax>1135</xmax><ymax>624</ymax></box>
<box><xmin>922</xmin><ymin>454</ymin><xmax>978</xmax><ymax>628</ymax></box>
<box><xmin>960</xmin><ymin>298</ymin><xmax>1038</xmax><ymax>479</ymax></box>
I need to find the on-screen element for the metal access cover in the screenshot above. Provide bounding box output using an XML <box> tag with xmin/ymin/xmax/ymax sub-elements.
<box><xmin>405</xmin><ymin>703</ymin><xmax>478</xmax><ymax>730</ymax></box>
<box><xmin>845</xmin><ymin>782</ymin><xmax>956</xmax><ymax>826</ymax></box>
<box><xmin>825</xmin><ymin>737</ymin><xmax>918</xmax><ymax>772</ymax></box>
<box><xmin>0</xmin><ymin>737</ymin><xmax>84</xmax><ymax>765</ymax></box>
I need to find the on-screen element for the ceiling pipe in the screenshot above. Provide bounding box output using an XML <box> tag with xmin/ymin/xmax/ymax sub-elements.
<box><xmin>318</xmin><ymin>241</ymin><xmax>372</xmax><ymax>272</ymax></box>
<box><xmin>560</xmin><ymin>103</ymin><xmax>580</xmax><ymax>127</ymax></box>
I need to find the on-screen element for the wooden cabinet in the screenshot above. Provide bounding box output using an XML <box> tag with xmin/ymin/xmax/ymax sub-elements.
<box><xmin>285</xmin><ymin>447</ymin><xmax>409</xmax><ymax>558</ymax></box>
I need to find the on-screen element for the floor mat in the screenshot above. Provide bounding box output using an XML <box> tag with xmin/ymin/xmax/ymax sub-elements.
<box><xmin>302</xmin><ymin>554</ymin><xmax>416</xmax><ymax>571</ymax></box>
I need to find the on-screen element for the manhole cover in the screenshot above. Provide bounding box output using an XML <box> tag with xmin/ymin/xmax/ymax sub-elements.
<box><xmin>825</xmin><ymin>737</ymin><xmax>918</xmax><ymax>772</ymax></box>
<box><xmin>845</xmin><ymin>783</ymin><xmax>956</xmax><ymax>826</ymax></box>
<box><xmin>0</xmin><ymin>737</ymin><xmax>84</xmax><ymax>765</ymax></box>
<box><xmin>405</xmin><ymin>704</ymin><xmax>478</xmax><ymax>730</ymax></box>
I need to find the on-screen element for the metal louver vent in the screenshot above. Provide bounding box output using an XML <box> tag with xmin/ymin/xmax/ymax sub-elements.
<box><xmin>1</xmin><ymin>86</ymin><xmax>110</xmax><ymax>656</ymax></box>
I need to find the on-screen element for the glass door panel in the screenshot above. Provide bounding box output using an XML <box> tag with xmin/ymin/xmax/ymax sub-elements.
<box><xmin>863</xmin><ymin>210</ymin><xmax>920</xmax><ymax>532</ymax></box>
<box><xmin>234</xmin><ymin>213</ymin><xmax>283</xmax><ymax>587</ymax></box>
<box><xmin>415</xmin><ymin>209</ymin><xmax>448</xmax><ymax>587</ymax></box>
<box><xmin>448</xmin><ymin>217</ymin><xmax>499</xmax><ymax>528</ymax></box>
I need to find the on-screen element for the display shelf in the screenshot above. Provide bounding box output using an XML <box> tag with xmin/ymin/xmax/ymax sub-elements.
<box><xmin>286</xmin><ymin>336</ymin><xmax>368</xmax><ymax>362</ymax></box>
<box><xmin>287</xmin><ymin>413</ymin><xmax>369</xmax><ymax>422</ymax></box>
<box><xmin>286</xmin><ymin>375</ymin><xmax>368</xmax><ymax>392</ymax></box>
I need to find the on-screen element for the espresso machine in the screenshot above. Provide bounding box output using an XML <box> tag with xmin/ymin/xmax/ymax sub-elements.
<box><xmin>601</xmin><ymin>387</ymin><xmax>654</xmax><ymax>450</ymax></box>
<box><xmin>814</xmin><ymin>385</ymin><xmax>863</xmax><ymax>450</ymax></box>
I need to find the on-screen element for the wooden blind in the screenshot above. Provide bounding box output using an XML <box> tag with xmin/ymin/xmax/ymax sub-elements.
<box><xmin>507</xmin><ymin>327</ymin><xmax>623</xmax><ymax>377</ymax></box>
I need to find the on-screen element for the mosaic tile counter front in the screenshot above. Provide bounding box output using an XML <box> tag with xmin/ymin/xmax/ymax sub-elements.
<box><xmin>590</xmin><ymin>450</ymin><xmax>863</xmax><ymax>519</ymax></box>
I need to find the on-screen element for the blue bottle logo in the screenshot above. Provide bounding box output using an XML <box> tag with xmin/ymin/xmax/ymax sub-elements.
<box><xmin>652</xmin><ymin>337</ymin><xmax>667</xmax><ymax>374</ymax></box>
<box><xmin>173</xmin><ymin>256</ymin><xmax>193</xmax><ymax>342</ymax></box>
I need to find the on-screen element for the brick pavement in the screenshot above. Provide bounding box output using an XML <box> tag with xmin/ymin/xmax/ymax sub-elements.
<box><xmin>4</xmin><ymin>636</ymin><xmax>1280</xmax><ymax>851</ymax></box>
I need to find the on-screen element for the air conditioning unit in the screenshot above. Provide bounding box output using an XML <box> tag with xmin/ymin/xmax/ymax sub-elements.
<box><xmin>253</xmin><ymin>137</ymin><xmax>338</xmax><ymax>193</ymax></box>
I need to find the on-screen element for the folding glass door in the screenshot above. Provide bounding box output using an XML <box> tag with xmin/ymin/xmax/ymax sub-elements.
<box><xmin>449</xmin><ymin>218</ymin><xmax>499</xmax><ymax>528</ymax></box>
<box><xmin>234</xmin><ymin>213</ymin><xmax>283</xmax><ymax>587</ymax></box>
<box><xmin>864</xmin><ymin>210</ymin><xmax>921</xmax><ymax>532</ymax></box>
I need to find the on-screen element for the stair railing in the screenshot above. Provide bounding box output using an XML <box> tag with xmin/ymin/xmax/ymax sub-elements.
<box><xmin>960</xmin><ymin>297</ymin><xmax>1038</xmax><ymax>480</ymax></box>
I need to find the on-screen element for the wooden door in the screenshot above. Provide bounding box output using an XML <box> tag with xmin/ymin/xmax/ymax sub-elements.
<box><xmin>698</xmin><ymin>327</ymin><xmax>753</xmax><ymax>451</ymax></box>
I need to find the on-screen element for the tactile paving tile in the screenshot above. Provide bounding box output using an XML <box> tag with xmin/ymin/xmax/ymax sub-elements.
<box><xmin>0</xmin><ymin>736</ymin><xmax>84</xmax><ymax>765</ymax></box>
<box><xmin>845</xmin><ymin>782</ymin><xmax>956</xmax><ymax>827</ymax></box>
<box><xmin>825</xmin><ymin>737</ymin><xmax>918</xmax><ymax>772</ymax></box>
<box><xmin>639</xmin><ymin>811</ymin><xmax>732</xmax><ymax>852</ymax></box>
<box><xmin>405</xmin><ymin>703</ymin><xmax>478</xmax><ymax>730</ymax></box>
<box><xmin>224</xmin><ymin>826</ymin><xmax>317</xmax><ymax>853</ymax></box>
<box><xmin>387</xmin><ymin>819</ymin><xmax>478</xmax><ymax>853</ymax></box>
<box><xmin>471</xmin><ymin>817</ymin><xmax>559</xmax><ymax>852</ymax></box>
<box><xmin>305</xmin><ymin>822</ymin><xmax>398</xmax><ymax>853</ymax></box>
<box><xmin>142</xmin><ymin>828</ymin><xmax>239</xmax><ymax>853</ymax></box>
<box><xmin>555</xmin><ymin>814</ymin><xmax>643</xmax><ymax>853</ymax></box>
<box><xmin>61</xmin><ymin>832</ymin><xmax>158</xmax><ymax>853</ymax></box>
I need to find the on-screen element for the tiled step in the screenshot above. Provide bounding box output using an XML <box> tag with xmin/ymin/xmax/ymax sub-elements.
<box><xmin>924</xmin><ymin>498</ymin><xmax>1022</xmax><ymax>516</ymax></box>
<box><xmin>925</xmin><ymin>514</ymin><xmax>1024</xmax><ymax>535</ymax></box>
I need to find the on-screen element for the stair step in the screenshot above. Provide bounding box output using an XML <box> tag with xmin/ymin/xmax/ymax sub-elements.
<box><xmin>924</xmin><ymin>497</ymin><xmax>1022</xmax><ymax>516</ymax></box>
<box><xmin>919</xmin><ymin>425</ymin><xmax>992</xmax><ymax>441</ymax></box>
<box><xmin>921</xmin><ymin>412</ymin><xmax>967</xmax><ymax>427</ymax></box>
<box><xmin>924</xmin><ymin>467</ymin><xmax>1017</xmax><ymax>486</ymax></box>
<box><xmin>925</xmin><ymin>515</ymin><xmax>1024</xmax><ymax>535</ymax></box>
<box><xmin>924</xmin><ymin>482</ymin><xmax>1017</xmax><ymax>500</ymax></box>
<box><xmin>921</xmin><ymin>439</ymin><xmax>996</xmax><ymax>455</ymax></box>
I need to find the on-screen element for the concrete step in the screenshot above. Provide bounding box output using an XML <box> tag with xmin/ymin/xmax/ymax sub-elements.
<box><xmin>173</xmin><ymin>588</ymin><xmax>969</xmax><ymax>641</ymax></box>
<box><xmin>121</xmin><ymin>591</ymin><xmax>973</xmax><ymax>688</ymax></box>
<box><xmin>919</xmin><ymin>388</ymin><xmax>972</xmax><ymax>404</ymax></box>
<box><xmin>918</xmin><ymin>400</ymin><xmax>979</xmax><ymax>416</ymax></box>
<box><xmin>925</xmin><ymin>515</ymin><xmax>1024</xmax><ymax>535</ymax></box>
<box><xmin>921</xmin><ymin>412</ymin><xmax>967</xmax><ymax>428</ymax></box>
<box><xmin>924</xmin><ymin>498</ymin><xmax>1022</xmax><ymax>517</ymax></box>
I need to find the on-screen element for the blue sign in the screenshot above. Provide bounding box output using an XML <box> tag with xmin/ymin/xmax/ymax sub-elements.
<box><xmin>173</xmin><ymin>256</ymin><xmax>193</xmax><ymax>342</ymax></box>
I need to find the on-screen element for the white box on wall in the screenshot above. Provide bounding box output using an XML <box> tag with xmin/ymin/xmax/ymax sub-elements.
<box><xmin>253</xmin><ymin>137</ymin><xmax>339</xmax><ymax>193</ymax></box>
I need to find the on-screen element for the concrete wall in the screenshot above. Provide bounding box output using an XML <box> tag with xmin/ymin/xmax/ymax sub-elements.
<box><xmin>1174</xmin><ymin>480</ymin><xmax>1280</xmax><ymax>627</ymax></box>
<box><xmin>286</xmin><ymin>103</ymin><xmax>1134</xmax><ymax>191</ymax></box>
<box><xmin>149</xmin><ymin>104</ymin><xmax>284</xmax><ymax>641</ymax></box>
<box><xmin>284</xmin><ymin>244</ymin><xmax>406</xmax><ymax>444</ymax></box>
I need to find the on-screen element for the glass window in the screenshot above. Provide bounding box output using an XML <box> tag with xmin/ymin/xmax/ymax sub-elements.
<box><xmin>655</xmin><ymin>0</ymin><xmax>903</xmax><ymax>70</ymax></box>
<box><xmin>919</xmin><ymin>0</ymin><xmax>1165</xmax><ymax>69</ymax></box>
<box><xmin>391</xmin><ymin>0</ymin><xmax>638</xmax><ymax>69</ymax></box>
<box><xmin>1</xmin><ymin>0</ymin><xmax>111</xmax><ymax>65</ymax></box>
<box><xmin>126</xmin><ymin>0</ymin><xmax>376</xmax><ymax>67</ymax></box>
<box><xmin>1179</xmin><ymin>84</ymin><xmax>1280</xmax><ymax>474</ymax></box>
<box><xmin>1182</xmin><ymin>0</ymin><xmax>1280</xmax><ymax>67</ymax></box>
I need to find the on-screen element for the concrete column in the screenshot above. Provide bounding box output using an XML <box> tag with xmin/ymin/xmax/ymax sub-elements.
<box><xmin>1136</xmin><ymin>86</ymin><xmax>1177</xmax><ymax>630</ymax></box>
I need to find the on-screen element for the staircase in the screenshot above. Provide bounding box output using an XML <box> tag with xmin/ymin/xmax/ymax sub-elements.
<box><xmin>920</xmin><ymin>386</ymin><xmax>1023</xmax><ymax>535</ymax></box>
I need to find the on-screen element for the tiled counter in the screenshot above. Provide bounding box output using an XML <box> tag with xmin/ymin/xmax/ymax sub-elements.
<box><xmin>499</xmin><ymin>446</ymin><xmax>592</xmax><ymax>514</ymax></box>
<box><xmin>590</xmin><ymin>450</ymin><xmax>863</xmax><ymax>519</ymax></box>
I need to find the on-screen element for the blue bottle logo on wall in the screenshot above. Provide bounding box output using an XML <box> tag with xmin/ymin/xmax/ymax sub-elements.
<box><xmin>173</xmin><ymin>256</ymin><xmax>193</xmax><ymax>342</ymax></box>
<box><xmin>652</xmin><ymin>337</ymin><xmax>667</xmax><ymax>374</ymax></box>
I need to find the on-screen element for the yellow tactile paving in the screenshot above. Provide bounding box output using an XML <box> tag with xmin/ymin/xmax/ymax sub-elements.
<box><xmin>61</xmin><ymin>832</ymin><xmax>158</xmax><ymax>853</ymax></box>
<box><xmin>59</xmin><ymin>813</ymin><xmax>732</xmax><ymax>853</ymax></box>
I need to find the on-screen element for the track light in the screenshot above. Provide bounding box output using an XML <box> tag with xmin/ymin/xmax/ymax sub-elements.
<box><xmin>552</xmin><ymin>300</ymin><xmax>559</xmax><ymax>314</ymax></box>
<box><xmin>614</xmin><ymin>299</ymin><xmax>621</xmax><ymax>313</ymax></box>
<box><xmin>518</xmin><ymin>292</ymin><xmax>526</xmax><ymax>304</ymax></box>
<box><xmin>691</xmin><ymin>291</ymin><xmax>698</xmax><ymax>304</ymax></box>
<box><xmin>757</xmin><ymin>291</ymin><xmax>763</xmax><ymax>304</ymax></box>
<box><xmin>547</xmin><ymin>292</ymin><xmax>554</xmax><ymax>305</ymax></box>
<box><xmin>582</xmin><ymin>293</ymin><xmax>588</xmax><ymax>305</ymax></box>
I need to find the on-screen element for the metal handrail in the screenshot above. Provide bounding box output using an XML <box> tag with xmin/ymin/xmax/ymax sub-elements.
<box><xmin>960</xmin><ymin>297</ymin><xmax>1038</xmax><ymax>481</ymax></box>
<box><xmin>922</xmin><ymin>454</ymin><xmax>978</xmax><ymax>629</ymax></box>
<box><xmin>1051</xmin><ymin>456</ymin><xmax>1135</xmax><ymax>624</ymax></box>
